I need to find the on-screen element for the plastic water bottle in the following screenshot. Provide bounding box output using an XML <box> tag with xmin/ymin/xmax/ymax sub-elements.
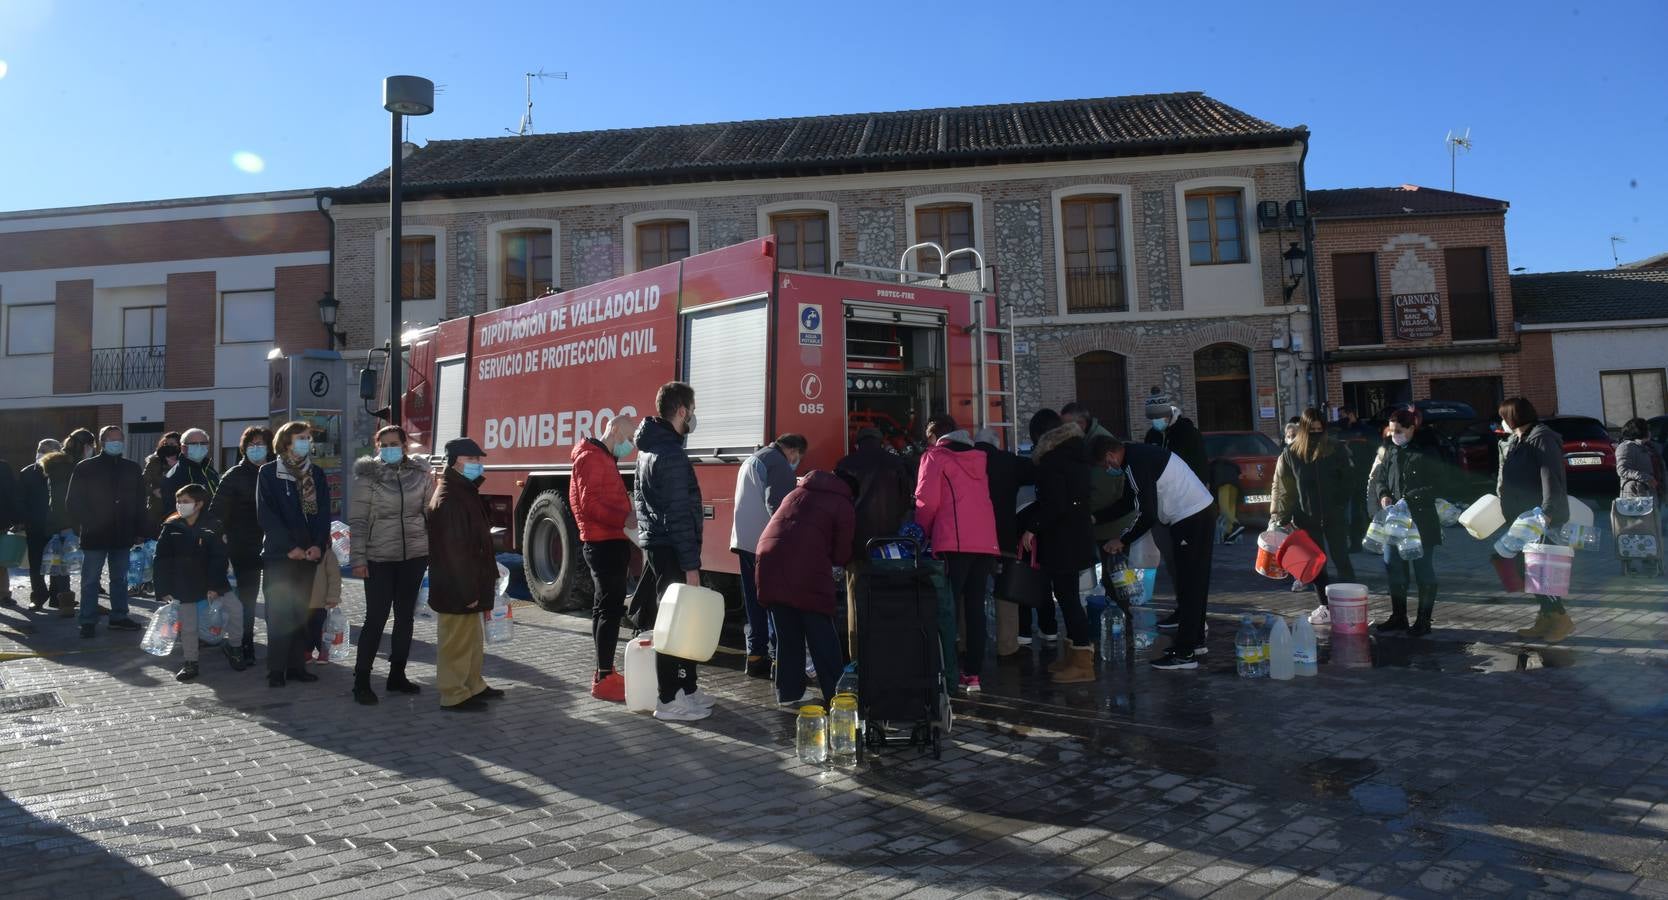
<box><xmin>416</xmin><ymin>575</ymin><xmax>434</xmax><ymax>619</ymax></box>
<box><xmin>828</xmin><ymin>694</ymin><xmax>859</xmax><ymax>767</ymax></box>
<box><xmin>1293</xmin><ymin>615</ymin><xmax>1318</xmax><ymax>677</ymax></box>
<box><xmin>484</xmin><ymin>595</ymin><xmax>514</xmax><ymax>644</ymax></box>
<box><xmin>126</xmin><ymin>552</ymin><xmax>144</xmax><ymax>591</ymax></box>
<box><xmin>1268</xmin><ymin>616</ymin><xmax>1294</xmax><ymax>680</ymax></box>
<box><xmin>1494</xmin><ymin>508</ymin><xmax>1547</xmax><ymax>558</ymax></box>
<box><xmin>197</xmin><ymin>599</ymin><xmax>227</xmax><ymax>646</ymax></box>
<box><xmin>142</xmin><ymin>601</ymin><xmax>181</xmax><ymax>656</ymax></box>
<box><xmin>43</xmin><ymin>535</ymin><xmax>61</xmax><ymax>573</ymax></box>
<box><xmin>1361</xmin><ymin>509</ymin><xmax>1391</xmax><ymax>555</ymax></box>
<box><xmin>836</xmin><ymin>662</ymin><xmax>859</xmax><ymax>697</ymax></box>
<box><xmin>1396</xmin><ymin>526</ymin><xmax>1425</xmax><ymax>561</ymax></box>
<box><xmin>1383</xmin><ymin>500</ymin><xmax>1414</xmax><ymax>541</ymax></box>
<box><xmin>322</xmin><ymin>607</ymin><xmax>349</xmax><ymax>661</ymax></box>
<box><xmin>1236</xmin><ymin>614</ymin><xmax>1261</xmax><ymax>678</ymax></box>
<box><xmin>795</xmin><ymin>704</ymin><xmax>828</xmax><ymax>764</ymax></box>
<box><xmin>1131</xmin><ymin>606</ymin><xmax>1157</xmax><ymax>650</ymax></box>
<box><xmin>226</xmin><ymin>568</ymin><xmax>238</xmax><ymax>590</ymax></box>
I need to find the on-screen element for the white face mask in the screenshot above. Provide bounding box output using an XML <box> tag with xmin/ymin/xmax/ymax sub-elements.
<box><xmin>176</xmin><ymin>502</ymin><xmax>196</xmax><ymax>519</ymax></box>
<box><xmin>1501</xmin><ymin>420</ymin><xmax>1512</xmax><ymax>435</ymax></box>
<box><xmin>1391</xmin><ymin>432</ymin><xmax>1411</xmax><ymax>447</ymax></box>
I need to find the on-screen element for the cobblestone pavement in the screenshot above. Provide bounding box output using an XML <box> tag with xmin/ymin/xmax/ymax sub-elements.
<box><xmin>2</xmin><ymin>517</ymin><xmax>1666</xmax><ymax>899</ymax></box>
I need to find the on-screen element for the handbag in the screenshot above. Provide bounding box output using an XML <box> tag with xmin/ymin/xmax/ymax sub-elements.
<box><xmin>995</xmin><ymin>547</ymin><xmax>1052</xmax><ymax>608</ymax></box>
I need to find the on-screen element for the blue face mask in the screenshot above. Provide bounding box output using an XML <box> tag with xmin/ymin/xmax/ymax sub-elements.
<box><xmin>380</xmin><ymin>447</ymin><xmax>404</xmax><ymax>465</ymax></box>
<box><xmin>103</xmin><ymin>441</ymin><xmax>125</xmax><ymax>456</ymax></box>
<box><xmin>612</xmin><ymin>440</ymin><xmax>634</xmax><ymax>459</ymax></box>
<box><xmin>291</xmin><ymin>439</ymin><xmax>312</xmax><ymax>457</ymax></box>
<box><xmin>245</xmin><ymin>446</ymin><xmax>268</xmax><ymax>464</ymax></box>
<box><xmin>1150</xmin><ymin>418</ymin><xmax>1168</xmax><ymax>433</ymax></box>
<box><xmin>461</xmin><ymin>462</ymin><xmax>484</xmax><ymax>480</ymax></box>
<box><xmin>1105</xmin><ymin>465</ymin><xmax>1124</xmax><ymax>477</ymax></box>
<box><xmin>186</xmin><ymin>444</ymin><xmax>209</xmax><ymax>463</ymax></box>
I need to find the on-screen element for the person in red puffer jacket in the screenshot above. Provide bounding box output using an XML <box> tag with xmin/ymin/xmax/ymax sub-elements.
<box><xmin>914</xmin><ymin>414</ymin><xmax>1000</xmax><ymax>692</ymax></box>
<box><xmin>756</xmin><ymin>469</ymin><xmax>856</xmax><ymax>704</ymax></box>
<box><xmin>570</xmin><ymin>413</ymin><xmax>637</xmax><ymax>701</ymax></box>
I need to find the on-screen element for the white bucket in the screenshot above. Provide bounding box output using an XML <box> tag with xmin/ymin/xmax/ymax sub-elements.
<box><xmin>1459</xmin><ymin>494</ymin><xmax>1506</xmax><ymax>540</ymax></box>
<box><xmin>651</xmin><ymin>582</ymin><xmax>725</xmax><ymax>662</ymax></box>
<box><xmin>624</xmin><ymin>637</ymin><xmax>658</xmax><ymax>713</ymax></box>
<box><xmin>1324</xmin><ymin>583</ymin><xmax>1370</xmax><ymax>635</ymax></box>
<box><xmin>1524</xmin><ymin>544</ymin><xmax>1574</xmax><ymax>597</ymax></box>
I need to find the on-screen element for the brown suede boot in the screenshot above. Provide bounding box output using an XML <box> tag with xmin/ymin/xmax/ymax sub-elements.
<box><xmin>1052</xmin><ymin>645</ymin><xmax>1097</xmax><ymax>684</ymax></box>
<box><xmin>1047</xmin><ymin>647</ymin><xmax>1073</xmax><ymax>674</ymax></box>
<box><xmin>1515</xmin><ymin>611</ymin><xmax>1549</xmax><ymax>640</ymax></box>
<box><xmin>1541</xmin><ymin>611</ymin><xmax>1574</xmax><ymax>643</ymax></box>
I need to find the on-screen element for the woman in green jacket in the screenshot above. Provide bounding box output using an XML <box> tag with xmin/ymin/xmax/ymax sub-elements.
<box><xmin>1270</xmin><ymin>408</ymin><xmax>1357</xmax><ymax>625</ymax></box>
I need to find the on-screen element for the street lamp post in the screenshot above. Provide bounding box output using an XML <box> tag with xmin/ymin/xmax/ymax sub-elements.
<box><xmin>382</xmin><ymin>75</ymin><xmax>434</xmax><ymax>426</ymax></box>
<box><xmin>317</xmin><ymin>293</ymin><xmax>341</xmax><ymax>350</ymax></box>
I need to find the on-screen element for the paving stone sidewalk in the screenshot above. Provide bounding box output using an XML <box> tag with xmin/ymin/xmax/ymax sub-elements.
<box><xmin>1</xmin><ymin>522</ymin><xmax>1665</xmax><ymax>898</ymax></box>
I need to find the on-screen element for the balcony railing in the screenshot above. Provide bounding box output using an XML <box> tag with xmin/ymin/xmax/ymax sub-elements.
<box><xmin>1064</xmin><ymin>266</ymin><xmax>1127</xmax><ymax>313</ymax></box>
<box><xmin>90</xmin><ymin>345</ymin><xmax>166</xmax><ymax>392</ymax></box>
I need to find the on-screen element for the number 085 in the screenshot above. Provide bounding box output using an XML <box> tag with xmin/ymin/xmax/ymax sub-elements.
<box><xmin>798</xmin><ymin>403</ymin><xmax>825</xmax><ymax>415</ymax></box>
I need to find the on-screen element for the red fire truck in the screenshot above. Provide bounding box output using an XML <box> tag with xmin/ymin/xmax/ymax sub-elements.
<box><xmin>371</xmin><ymin>237</ymin><xmax>1010</xmax><ymax>610</ymax></box>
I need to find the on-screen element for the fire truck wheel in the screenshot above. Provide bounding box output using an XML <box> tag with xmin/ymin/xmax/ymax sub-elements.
<box><xmin>523</xmin><ymin>489</ymin><xmax>593</xmax><ymax>612</ymax></box>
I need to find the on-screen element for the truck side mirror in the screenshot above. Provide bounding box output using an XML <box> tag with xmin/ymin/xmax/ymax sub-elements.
<box><xmin>358</xmin><ymin>368</ymin><xmax>378</xmax><ymax>401</ymax></box>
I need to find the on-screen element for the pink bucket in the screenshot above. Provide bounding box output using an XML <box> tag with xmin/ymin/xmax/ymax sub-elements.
<box><xmin>1524</xmin><ymin>544</ymin><xmax>1574</xmax><ymax>597</ymax></box>
<box><xmin>1325</xmin><ymin>583</ymin><xmax>1370</xmax><ymax>635</ymax></box>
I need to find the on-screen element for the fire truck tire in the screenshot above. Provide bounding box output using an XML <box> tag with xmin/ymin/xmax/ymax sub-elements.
<box><xmin>523</xmin><ymin>490</ymin><xmax>592</xmax><ymax>613</ymax></box>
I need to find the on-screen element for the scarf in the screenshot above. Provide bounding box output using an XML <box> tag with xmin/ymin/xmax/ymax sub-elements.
<box><xmin>288</xmin><ymin>454</ymin><xmax>318</xmax><ymax>517</ymax></box>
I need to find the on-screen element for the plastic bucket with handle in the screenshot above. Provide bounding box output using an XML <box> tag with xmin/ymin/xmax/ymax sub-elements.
<box><xmin>1523</xmin><ymin>544</ymin><xmax>1574</xmax><ymax>597</ymax></box>
<box><xmin>1325</xmin><ymin>583</ymin><xmax>1370</xmax><ymax>634</ymax></box>
<box><xmin>1255</xmin><ymin>530</ymin><xmax>1288</xmax><ymax>579</ymax></box>
<box><xmin>1275</xmin><ymin>530</ymin><xmax>1327</xmax><ymax>584</ymax></box>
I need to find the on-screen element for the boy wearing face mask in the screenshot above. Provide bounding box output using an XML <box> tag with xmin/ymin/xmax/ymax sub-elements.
<box><xmin>155</xmin><ymin>483</ymin><xmax>241</xmax><ymax>680</ymax></box>
<box><xmin>65</xmin><ymin>425</ymin><xmax>148</xmax><ymax>637</ymax></box>
<box><xmin>571</xmin><ymin>414</ymin><xmax>639</xmax><ymax>701</ymax></box>
<box><xmin>209</xmin><ymin>427</ymin><xmax>272</xmax><ymax>666</ymax></box>
<box><xmin>347</xmin><ymin>425</ymin><xmax>435</xmax><ymax>705</ymax></box>
<box><xmin>1365</xmin><ymin>408</ymin><xmax>1444</xmax><ymax>635</ymax></box>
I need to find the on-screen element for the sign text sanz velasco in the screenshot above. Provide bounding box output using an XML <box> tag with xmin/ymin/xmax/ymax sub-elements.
<box><xmin>1392</xmin><ymin>292</ymin><xmax>1442</xmax><ymax>340</ymax></box>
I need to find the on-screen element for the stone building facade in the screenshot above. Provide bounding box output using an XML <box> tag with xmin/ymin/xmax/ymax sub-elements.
<box><xmin>326</xmin><ymin>94</ymin><xmax>1314</xmax><ymax>443</ymax></box>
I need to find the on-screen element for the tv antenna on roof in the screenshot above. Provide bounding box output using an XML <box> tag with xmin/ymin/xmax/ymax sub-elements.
<box><xmin>1611</xmin><ymin>234</ymin><xmax>1627</xmax><ymax>267</ymax></box>
<box><xmin>508</xmin><ymin>69</ymin><xmax>568</xmax><ymax>136</ymax></box>
<box><xmin>1445</xmin><ymin>128</ymin><xmax>1473</xmax><ymax>191</ymax></box>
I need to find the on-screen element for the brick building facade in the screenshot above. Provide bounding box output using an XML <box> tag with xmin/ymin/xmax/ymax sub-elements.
<box><xmin>1309</xmin><ymin>186</ymin><xmax>1520</xmax><ymax>421</ymax></box>
<box><xmin>0</xmin><ymin>191</ymin><xmax>329</xmax><ymax>466</ymax></box>
<box><xmin>326</xmin><ymin>94</ymin><xmax>1315</xmax><ymax>443</ymax></box>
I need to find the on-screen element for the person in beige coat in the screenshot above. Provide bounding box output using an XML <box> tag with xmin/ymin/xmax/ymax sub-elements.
<box><xmin>347</xmin><ymin>425</ymin><xmax>436</xmax><ymax>705</ymax></box>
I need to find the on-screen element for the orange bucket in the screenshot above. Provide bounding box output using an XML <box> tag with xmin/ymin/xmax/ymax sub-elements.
<box><xmin>1255</xmin><ymin>530</ymin><xmax>1288</xmax><ymax>579</ymax></box>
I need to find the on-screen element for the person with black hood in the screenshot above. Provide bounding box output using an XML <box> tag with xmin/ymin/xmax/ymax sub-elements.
<box><xmin>1143</xmin><ymin>389</ymin><xmax>1208</xmax><ymax>484</ymax></box>
<box><xmin>835</xmin><ymin>427</ymin><xmax>912</xmax><ymax>654</ymax></box>
<box><xmin>1365</xmin><ymin>407</ymin><xmax>1445</xmax><ymax>635</ymax></box>
<box><xmin>974</xmin><ymin>427</ymin><xmax>1035</xmax><ymax>655</ymax></box>
<box><xmin>1097</xmin><ymin>433</ymin><xmax>1217</xmax><ymax>671</ymax></box>
<box><xmin>65</xmin><ymin>425</ymin><xmax>147</xmax><ymax>638</ymax></box>
<box><xmin>1019</xmin><ymin>409</ymin><xmax>1098</xmax><ymax>684</ymax></box>
<box><xmin>142</xmin><ymin>432</ymin><xmax>182</xmax><ymax>536</ymax></box>
<box><xmin>1270</xmin><ymin>408</ymin><xmax>1358</xmax><ymax>626</ymax></box>
<box><xmin>19</xmin><ymin>439</ymin><xmax>65</xmax><ymax>610</ymax></box>
<box><xmin>629</xmin><ymin>381</ymin><xmax>714</xmax><ymax>723</ymax></box>
<box><xmin>1495</xmin><ymin>398</ymin><xmax>1572</xmax><ymax>642</ymax></box>
<box><xmin>208</xmin><ymin>426</ymin><xmax>270</xmax><ymax>666</ymax></box>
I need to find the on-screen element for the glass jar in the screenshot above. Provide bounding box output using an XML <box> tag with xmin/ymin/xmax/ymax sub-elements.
<box><xmin>828</xmin><ymin>694</ymin><xmax>859</xmax><ymax>766</ymax></box>
<box><xmin>795</xmin><ymin>704</ymin><xmax>828</xmax><ymax>765</ymax></box>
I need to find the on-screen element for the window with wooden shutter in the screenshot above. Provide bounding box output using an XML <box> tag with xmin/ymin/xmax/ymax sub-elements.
<box><xmin>636</xmin><ymin>220</ymin><xmax>691</xmax><ymax>271</ymax></box>
<box><xmin>1332</xmin><ymin>253</ymin><xmax>1382</xmax><ymax>346</ymax></box>
<box><xmin>1062</xmin><ymin>196</ymin><xmax>1126</xmax><ymax>313</ymax></box>
<box><xmin>771</xmin><ymin>211</ymin><xmax>829</xmax><ymax>273</ymax></box>
<box><xmin>914</xmin><ymin>204</ymin><xmax>976</xmax><ymax>274</ymax></box>
<box><xmin>1445</xmin><ymin>247</ymin><xmax>1495</xmax><ymax>340</ymax></box>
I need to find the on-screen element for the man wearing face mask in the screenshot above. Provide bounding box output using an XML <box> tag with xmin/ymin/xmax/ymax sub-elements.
<box><xmin>730</xmin><ymin>433</ymin><xmax>809</xmax><ymax>678</ymax></box>
<box><xmin>65</xmin><ymin>426</ymin><xmax>148</xmax><ymax>637</ymax></box>
<box><xmin>209</xmin><ymin>426</ymin><xmax>272</xmax><ymax>666</ymax></box>
<box><xmin>425</xmin><ymin>437</ymin><xmax>503</xmax><ymax>711</ymax></box>
<box><xmin>629</xmin><ymin>381</ymin><xmax>714</xmax><ymax>722</ymax></box>
<box><xmin>571</xmin><ymin>413</ymin><xmax>639</xmax><ymax>702</ymax></box>
<box><xmin>162</xmin><ymin>429</ymin><xmax>222</xmax><ymax>529</ymax></box>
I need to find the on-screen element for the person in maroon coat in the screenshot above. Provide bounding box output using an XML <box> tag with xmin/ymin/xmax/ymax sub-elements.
<box><xmin>755</xmin><ymin>470</ymin><xmax>856</xmax><ymax>704</ymax></box>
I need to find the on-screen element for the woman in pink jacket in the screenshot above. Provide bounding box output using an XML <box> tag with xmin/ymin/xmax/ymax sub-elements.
<box><xmin>914</xmin><ymin>415</ymin><xmax>1000</xmax><ymax>692</ymax></box>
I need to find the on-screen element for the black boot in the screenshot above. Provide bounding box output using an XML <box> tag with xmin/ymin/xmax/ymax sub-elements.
<box><xmin>353</xmin><ymin>673</ymin><xmax>379</xmax><ymax>705</ymax></box>
<box><xmin>1408</xmin><ymin>586</ymin><xmax>1437</xmax><ymax>636</ymax></box>
<box><xmin>1375</xmin><ymin>591</ymin><xmax>1410</xmax><ymax>633</ymax></box>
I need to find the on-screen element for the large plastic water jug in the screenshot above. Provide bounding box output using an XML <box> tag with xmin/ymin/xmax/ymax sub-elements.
<box><xmin>1126</xmin><ymin>533</ymin><xmax>1161</xmax><ymax>570</ymax></box>
<box><xmin>651</xmin><ymin>583</ymin><xmax>724</xmax><ymax>662</ymax></box>
<box><xmin>1459</xmin><ymin>494</ymin><xmax>1506</xmax><ymax>540</ymax></box>
<box><xmin>623</xmin><ymin>636</ymin><xmax>658</xmax><ymax>713</ymax></box>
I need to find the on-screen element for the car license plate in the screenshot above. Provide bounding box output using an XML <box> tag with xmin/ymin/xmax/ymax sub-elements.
<box><xmin>1245</xmin><ymin>493</ymin><xmax>1271</xmax><ymax>504</ymax></box>
<box><xmin>1569</xmin><ymin>457</ymin><xmax>1603</xmax><ymax>467</ymax></box>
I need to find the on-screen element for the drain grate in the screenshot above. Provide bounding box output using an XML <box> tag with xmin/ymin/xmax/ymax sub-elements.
<box><xmin>0</xmin><ymin>692</ymin><xmax>62</xmax><ymax>714</ymax></box>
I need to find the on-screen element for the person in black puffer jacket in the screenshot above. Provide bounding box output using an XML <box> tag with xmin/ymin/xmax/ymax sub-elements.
<box><xmin>1270</xmin><ymin>408</ymin><xmax>1357</xmax><ymax>624</ymax></box>
<box><xmin>1365</xmin><ymin>408</ymin><xmax>1445</xmax><ymax>636</ymax></box>
<box><xmin>628</xmin><ymin>382</ymin><xmax>711</xmax><ymax>722</ymax></box>
<box><xmin>208</xmin><ymin>426</ymin><xmax>271</xmax><ymax>665</ymax></box>
<box><xmin>18</xmin><ymin>439</ymin><xmax>65</xmax><ymax>609</ymax></box>
<box><xmin>65</xmin><ymin>426</ymin><xmax>148</xmax><ymax>636</ymax></box>
<box><xmin>1495</xmin><ymin>397</ymin><xmax>1572</xmax><ymax>643</ymax></box>
<box><xmin>1020</xmin><ymin>409</ymin><xmax>1098</xmax><ymax>685</ymax></box>
<box><xmin>154</xmin><ymin>483</ymin><xmax>240</xmax><ymax>681</ymax></box>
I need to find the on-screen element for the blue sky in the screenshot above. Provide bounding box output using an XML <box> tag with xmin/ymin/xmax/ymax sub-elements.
<box><xmin>1</xmin><ymin>0</ymin><xmax>1662</xmax><ymax>272</ymax></box>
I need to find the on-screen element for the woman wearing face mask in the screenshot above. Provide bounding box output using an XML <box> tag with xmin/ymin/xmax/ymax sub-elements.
<box><xmin>1495</xmin><ymin>398</ymin><xmax>1572</xmax><ymax>642</ymax></box>
<box><xmin>1366</xmin><ymin>408</ymin><xmax>1443</xmax><ymax>635</ymax></box>
<box><xmin>255</xmin><ymin>421</ymin><xmax>331</xmax><ymax>688</ymax></box>
<box><xmin>143</xmin><ymin>433</ymin><xmax>182</xmax><ymax>537</ymax></box>
<box><xmin>570</xmin><ymin>414</ymin><xmax>639</xmax><ymax>702</ymax></box>
<box><xmin>347</xmin><ymin>425</ymin><xmax>435</xmax><ymax>705</ymax></box>
<box><xmin>1270</xmin><ymin>408</ymin><xmax>1358</xmax><ymax>625</ymax></box>
<box><xmin>155</xmin><ymin>483</ymin><xmax>241</xmax><ymax>681</ymax></box>
<box><xmin>208</xmin><ymin>427</ymin><xmax>271</xmax><ymax>667</ymax></box>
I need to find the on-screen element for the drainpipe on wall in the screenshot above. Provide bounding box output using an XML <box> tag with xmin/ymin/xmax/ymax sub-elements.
<box><xmin>1297</xmin><ymin>134</ymin><xmax>1327</xmax><ymax>409</ymax></box>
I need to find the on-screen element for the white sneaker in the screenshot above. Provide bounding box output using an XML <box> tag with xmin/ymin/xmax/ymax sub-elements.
<box><xmin>1309</xmin><ymin>605</ymin><xmax>1332</xmax><ymax>626</ymax></box>
<box><xmin>777</xmin><ymin>689</ymin><xmax>816</xmax><ymax>707</ymax></box>
<box><xmin>1041</xmin><ymin>631</ymin><xmax>1059</xmax><ymax>646</ymax></box>
<box><xmin>654</xmin><ymin>695</ymin><xmax>711</xmax><ymax>722</ymax></box>
<box><xmin>1016</xmin><ymin>634</ymin><xmax>1033</xmax><ymax>647</ymax></box>
<box><xmin>682</xmin><ymin>688</ymin><xmax>717</xmax><ymax>709</ymax></box>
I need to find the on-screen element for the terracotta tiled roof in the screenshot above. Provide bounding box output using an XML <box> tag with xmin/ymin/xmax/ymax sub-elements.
<box><xmin>338</xmin><ymin>93</ymin><xmax>1304</xmax><ymax>200</ymax></box>
<box><xmin>1512</xmin><ymin>269</ymin><xmax>1668</xmax><ymax>324</ymax></box>
<box><xmin>1308</xmin><ymin>185</ymin><xmax>1508</xmax><ymax>220</ymax></box>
